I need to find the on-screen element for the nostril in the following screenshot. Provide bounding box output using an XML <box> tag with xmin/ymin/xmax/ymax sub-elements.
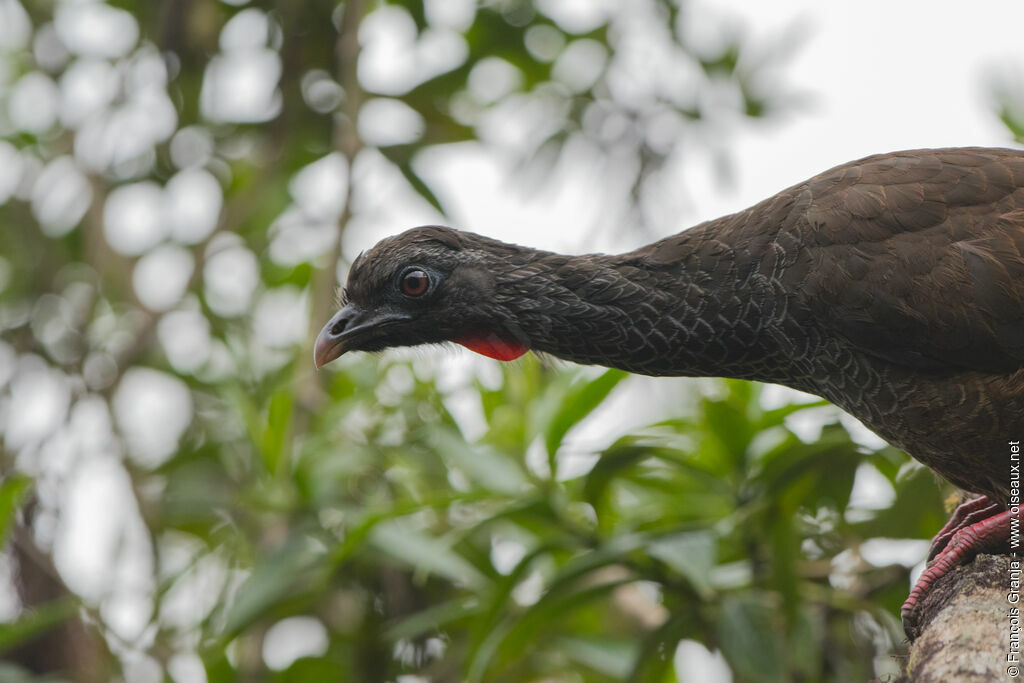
<box><xmin>325</xmin><ymin>306</ymin><xmax>361</xmax><ymax>338</ymax></box>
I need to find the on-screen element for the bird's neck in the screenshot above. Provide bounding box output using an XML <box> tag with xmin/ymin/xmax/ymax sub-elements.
<box><xmin>491</xmin><ymin>229</ymin><xmax>784</xmax><ymax>379</ymax></box>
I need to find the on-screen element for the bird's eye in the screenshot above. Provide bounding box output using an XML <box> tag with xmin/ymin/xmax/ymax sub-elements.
<box><xmin>399</xmin><ymin>268</ymin><xmax>430</xmax><ymax>297</ymax></box>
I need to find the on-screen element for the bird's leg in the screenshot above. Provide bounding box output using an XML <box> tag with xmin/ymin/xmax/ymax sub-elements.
<box><xmin>901</xmin><ymin>504</ymin><xmax>1019</xmax><ymax>637</ymax></box>
<box><xmin>926</xmin><ymin>496</ymin><xmax>1002</xmax><ymax>560</ymax></box>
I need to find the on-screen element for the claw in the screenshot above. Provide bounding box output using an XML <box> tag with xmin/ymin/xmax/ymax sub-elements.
<box><xmin>902</xmin><ymin>505</ymin><xmax>1016</xmax><ymax>638</ymax></box>
<box><xmin>926</xmin><ymin>496</ymin><xmax>1002</xmax><ymax>561</ymax></box>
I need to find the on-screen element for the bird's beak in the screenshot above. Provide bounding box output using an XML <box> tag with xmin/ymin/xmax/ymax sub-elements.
<box><xmin>314</xmin><ymin>304</ymin><xmax>363</xmax><ymax>369</ymax></box>
<box><xmin>313</xmin><ymin>304</ymin><xmax>409</xmax><ymax>369</ymax></box>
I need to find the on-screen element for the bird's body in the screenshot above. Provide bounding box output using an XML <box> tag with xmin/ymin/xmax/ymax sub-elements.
<box><xmin>315</xmin><ymin>147</ymin><xmax>1024</xmax><ymax>632</ymax></box>
<box><xmin>600</xmin><ymin>147</ymin><xmax>1024</xmax><ymax>505</ymax></box>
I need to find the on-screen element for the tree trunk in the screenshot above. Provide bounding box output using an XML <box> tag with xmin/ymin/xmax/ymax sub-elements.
<box><xmin>6</xmin><ymin>512</ymin><xmax>110</xmax><ymax>683</ymax></box>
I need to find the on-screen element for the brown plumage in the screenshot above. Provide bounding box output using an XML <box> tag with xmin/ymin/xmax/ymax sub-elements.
<box><xmin>315</xmin><ymin>147</ymin><xmax>1024</xmax><ymax>634</ymax></box>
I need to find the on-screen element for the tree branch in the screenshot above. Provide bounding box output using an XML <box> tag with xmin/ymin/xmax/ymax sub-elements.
<box><xmin>902</xmin><ymin>554</ymin><xmax>1018</xmax><ymax>681</ymax></box>
<box><xmin>307</xmin><ymin>0</ymin><xmax>366</xmax><ymax>341</ymax></box>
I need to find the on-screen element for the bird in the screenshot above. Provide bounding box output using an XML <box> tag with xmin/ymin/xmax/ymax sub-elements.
<box><xmin>314</xmin><ymin>147</ymin><xmax>1024</xmax><ymax>636</ymax></box>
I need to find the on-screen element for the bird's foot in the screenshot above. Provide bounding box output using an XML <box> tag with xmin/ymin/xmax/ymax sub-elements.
<box><xmin>926</xmin><ymin>495</ymin><xmax>1002</xmax><ymax>561</ymax></box>
<box><xmin>901</xmin><ymin>505</ymin><xmax>1015</xmax><ymax>638</ymax></box>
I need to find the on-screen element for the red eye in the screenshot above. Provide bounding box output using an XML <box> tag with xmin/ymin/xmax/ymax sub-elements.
<box><xmin>400</xmin><ymin>269</ymin><xmax>430</xmax><ymax>297</ymax></box>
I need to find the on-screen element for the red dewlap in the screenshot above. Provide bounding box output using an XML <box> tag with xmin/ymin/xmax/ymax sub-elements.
<box><xmin>457</xmin><ymin>335</ymin><xmax>528</xmax><ymax>361</ymax></box>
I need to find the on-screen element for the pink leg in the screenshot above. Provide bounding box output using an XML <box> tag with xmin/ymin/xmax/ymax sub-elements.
<box><xmin>902</xmin><ymin>507</ymin><xmax>1016</xmax><ymax>635</ymax></box>
<box><xmin>927</xmin><ymin>496</ymin><xmax>1002</xmax><ymax>561</ymax></box>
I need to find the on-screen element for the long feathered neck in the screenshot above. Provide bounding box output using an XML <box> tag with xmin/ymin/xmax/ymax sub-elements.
<box><xmin>485</xmin><ymin>224</ymin><xmax>787</xmax><ymax>379</ymax></box>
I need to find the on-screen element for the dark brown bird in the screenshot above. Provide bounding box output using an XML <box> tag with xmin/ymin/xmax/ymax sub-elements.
<box><xmin>314</xmin><ymin>147</ymin><xmax>1024</xmax><ymax>635</ymax></box>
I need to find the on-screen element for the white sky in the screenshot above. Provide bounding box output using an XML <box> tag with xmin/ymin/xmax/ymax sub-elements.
<box><xmin>697</xmin><ymin>0</ymin><xmax>1024</xmax><ymax>219</ymax></box>
<box><xmin>424</xmin><ymin>0</ymin><xmax>1024</xmax><ymax>253</ymax></box>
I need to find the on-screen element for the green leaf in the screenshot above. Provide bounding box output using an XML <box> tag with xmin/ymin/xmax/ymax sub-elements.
<box><xmin>557</xmin><ymin>635</ymin><xmax>637</xmax><ymax>678</ymax></box>
<box><xmin>718</xmin><ymin>595</ymin><xmax>785</xmax><ymax>683</ymax></box>
<box><xmin>0</xmin><ymin>475</ymin><xmax>31</xmax><ymax>548</ymax></box>
<box><xmin>225</xmin><ymin>385</ymin><xmax>264</xmax><ymax>461</ymax></box>
<box><xmin>203</xmin><ymin>651</ymin><xmax>236</xmax><ymax>683</ymax></box>
<box><xmin>754</xmin><ymin>424</ymin><xmax>864</xmax><ymax>512</ymax></box>
<box><xmin>701</xmin><ymin>396</ymin><xmax>753</xmax><ymax>470</ymax></box>
<box><xmin>426</xmin><ymin>426</ymin><xmax>529</xmax><ymax>495</ymax></box>
<box><xmin>263</xmin><ymin>387</ymin><xmax>294</xmax><ymax>475</ymax></box>
<box><xmin>854</xmin><ymin>463</ymin><xmax>948</xmax><ymax>540</ymax></box>
<box><xmin>544</xmin><ymin>368</ymin><xmax>628</xmax><ymax>461</ymax></box>
<box><xmin>0</xmin><ymin>662</ymin><xmax>73</xmax><ymax>683</ymax></box>
<box><xmin>466</xmin><ymin>535</ymin><xmax>647</xmax><ymax>679</ymax></box>
<box><xmin>757</xmin><ymin>398</ymin><xmax>829</xmax><ymax>430</ymax></box>
<box><xmin>628</xmin><ymin>613</ymin><xmax>692</xmax><ymax>683</ymax></box>
<box><xmin>470</xmin><ymin>579</ymin><xmax>631</xmax><ymax>682</ymax></box>
<box><xmin>276</xmin><ymin>656</ymin><xmax>348</xmax><ymax>682</ymax></box>
<box><xmin>583</xmin><ymin>442</ymin><xmax>650</xmax><ymax>523</ymax></box>
<box><xmin>369</xmin><ymin>519</ymin><xmax>488</xmax><ymax>590</ymax></box>
<box><xmin>699</xmin><ymin>42</ymin><xmax>741</xmax><ymax>76</ymax></box>
<box><xmin>221</xmin><ymin>535</ymin><xmax>326</xmax><ymax>637</ymax></box>
<box><xmin>379</xmin><ymin>145</ymin><xmax>449</xmax><ymax>215</ymax></box>
<box><xmin>999</xmin><ymin>103</ymin><xmax>1024</xmax><ymax>142</ymax></box>
<box><xmin>0</xmin><ymin>598</ymin><xmax>77</xmax><ymax>656</ymax></box>
<box><xmin>648</xmin><ymin>531</ymin><xmax>716</xmax><ymax>599</ymax></box>
<box><xmin>465</xmin><ymin>540</ymin><xmax>563</xmax><ymax>659</ymax></box>
<box><xmin>385</xmin><ymin>596</ymin><xmax>482</xmax><ymax>641</ymax></box>
<box><xmin>788</xmin><ymin>605</ymin><xmax>825</xmax><ymax>679</ymax></box>
<box><xmin>768</xmin><ymin>507</ymin><xmax>800</xmax><ymax>621</ymax></box>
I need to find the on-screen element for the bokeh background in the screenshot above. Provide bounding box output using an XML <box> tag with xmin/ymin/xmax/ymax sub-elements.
<box><xmin>1</xmin><ymin>0</ymin><xmax>1023</xmax><ymax>681</ymax></box>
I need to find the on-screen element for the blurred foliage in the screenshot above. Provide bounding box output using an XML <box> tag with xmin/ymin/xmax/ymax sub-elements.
<box><xmin>995</xmin><ymin>87</ymin><xmax>1024</xmax><ymax>145</ymax></box>
<box><xmin>0</xmin><ymin>0</ymin><xmax>960</xmax><ymax>682</ymax></box>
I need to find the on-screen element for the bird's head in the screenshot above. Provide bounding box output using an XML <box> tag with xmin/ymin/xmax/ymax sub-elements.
<box><xmin>314</xmin><ymin>225</ymin><xmax>533</xmax><ymax>368</ymax></box>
